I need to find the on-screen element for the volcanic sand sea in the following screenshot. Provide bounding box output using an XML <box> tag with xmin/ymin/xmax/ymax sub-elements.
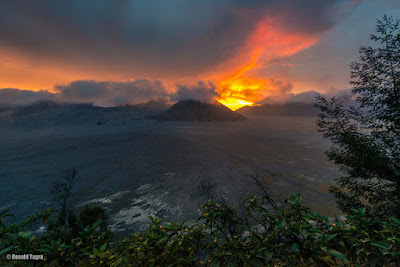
<box><xmin>0</xmin><ymin>115</ymin><xmax>342</xmax><ymax>236</ymax></box>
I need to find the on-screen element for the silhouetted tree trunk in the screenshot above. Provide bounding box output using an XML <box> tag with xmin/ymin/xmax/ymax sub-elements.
<box><xmin>51</xmin><ymin>169</ymin><xmax>79</xmax><ymax>229</ymax></box>
<box><xmin>248</xmin><ymin>161</ymin><xmax>278</xmax><ymax>210</ymax></box>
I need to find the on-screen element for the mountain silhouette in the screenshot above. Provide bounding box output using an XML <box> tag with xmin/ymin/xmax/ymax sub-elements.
<box><xmin>150</xmin><ymin>100</ymin><xmax>245</xmax><ymax>122</ymax></box>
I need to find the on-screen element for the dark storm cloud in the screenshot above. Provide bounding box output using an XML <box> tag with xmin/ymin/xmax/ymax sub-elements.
<box><xmin>272</xmin><ymin>0</ymin><xmax>340</xmax><ymax>34</ymax></box>
<box><xmin>0</xmin><ymin>0</ymin><xmax>349</xmax><ymax>77</ymax></box>
<box><xmin>171</xmin><ymin>81</ymin><xmax>219</xmax><ymax>103</ymax></box>
<box><xmin>55</xmin><ymin>79</ymin><xmax>168</xmax><ymax>106</ymax></box>
<box><xmin>58</xmin><ymin>81</ymin><xmax>110</xmax><ymax>99</ymax></box>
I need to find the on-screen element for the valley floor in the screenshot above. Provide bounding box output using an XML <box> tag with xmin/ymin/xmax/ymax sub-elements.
<box><xmin>0</xmin><ymin>115</ymin><xmax>342</xmax><ymax>235</ymax></box>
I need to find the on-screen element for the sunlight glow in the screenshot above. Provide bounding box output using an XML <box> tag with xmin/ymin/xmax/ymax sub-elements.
<box><xmin>214</xmin><ymin>17</ymin><xmax>319</xmax><ymax>111</ymax></box>
<box><xmin>218</xmin><ymin>98</ymin><xmax>258</xmax><ymax>111</ymax></box>
<box><xmin>216</xmin><ymin>51</ymin><xmax>267</xmax><ymax>110</ymax></box>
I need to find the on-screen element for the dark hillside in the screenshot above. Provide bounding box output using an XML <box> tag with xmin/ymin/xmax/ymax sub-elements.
<box><xmin>150</xmin><ymin>100</ymin><xmax>245</xmax><ymax>122</ymax></box>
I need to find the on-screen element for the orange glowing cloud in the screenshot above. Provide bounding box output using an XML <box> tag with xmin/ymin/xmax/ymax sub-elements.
<box><xmin>0</xmin><ymin>47</ymin><xmax>152</xmax><ymax>92</ymax></box>
<box><xmin>214</xmin><ymin>17</ymin><xmax>319</xmax><ymax>110</ymax></box>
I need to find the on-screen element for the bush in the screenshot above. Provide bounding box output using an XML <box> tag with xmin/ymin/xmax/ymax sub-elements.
<box><xmin>79</xmin><ymin>205</ymin><xmax>109</xmax><ymax>231</ymax></box>
<box><xmin>1</xmin><ymin>194</ymin><xmax>399</xmax><ymax>266</ymax></box>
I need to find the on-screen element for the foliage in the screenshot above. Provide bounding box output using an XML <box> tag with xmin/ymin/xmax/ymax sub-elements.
<box><xmin>1</xmin><ymin>194</ymin><xmax>400</xmax><ymax>266</ymax></box>
<box><xmin>0</xmin><ymin>208</ymin><xmax>54</xmax><ymax>258</ymax></box>
<box><xmin>79</xmin><ymin>205</ymin><xmax>110</xmax><ymax>233</ymax></box>
<box><xmin>0</xmin><ymin>203</ymin><xmax>114</xmax><ymax>266</ymax></box>
<box><xmin>315</xmin><ymin>15</ymin><xmax>400</xmax><ymax>219</ymax></box>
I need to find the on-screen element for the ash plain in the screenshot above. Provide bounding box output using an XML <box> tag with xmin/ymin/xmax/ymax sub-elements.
<box><xmin>0</xmin><ymin>111</ymin><xmax>342</xmax><ymax>237</ymax></box>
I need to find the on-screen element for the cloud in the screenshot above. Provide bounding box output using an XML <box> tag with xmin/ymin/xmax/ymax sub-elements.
<box><xmin>324</xmin><ymin>88</ymin><xmax>357</xmax><ymax>106</ymax></box>
<box><xmin>0</xmin><ymin>79</ymin><xmax>169</xmax><ymax>107</ymax></box>
<box><xmin>55</xmin><ymin>79</ymin><xmax>168</xmax><ymax>106</ymax></box>
<box><xmin>0</xmin><ymin>0</ymin><xmax>350</xmax><ymax>83</ymax></box>
<box><xmin>170</xmin><ymin>81</ymin><xmax>219</xmax><ymax>103</ymax></box>
<box><xmin>258</xmin><ymin>88</ymin><xmax>356</xmax><ymax>105</ymax></box>
<box><xmin>57</xmin><ymin>81</ymin><xmax>110</xmax><ymax>100</ymax></box>
<box><xmin>0</xmin><ymin>88</ymin><xmax>55</xmax><ymax>107</ymax></box>
<box><xmin>258</xmin><ymin>90</ymin><xmax>318</xmax><ymax>105</ymax></box>
<box><xmin>1</xmin><ymin>79</ymin><xmax>222</xmax><ymax>107</ymax></box>
<box><xmin>1</xmin><ymin>81</ymin><xmax>359</xmax><ymax>108</ymax></box>
<box><xmin>269</xmin><ymin>78</ymin><xmax>294</xmax><ymax>95</ymax></box>
<box><xmin>286</xmin><ymin>91</ymin><xmax>319</xmax><ymax>104</ymax></box>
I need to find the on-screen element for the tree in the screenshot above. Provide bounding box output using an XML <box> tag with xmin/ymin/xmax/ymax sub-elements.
<box><xmin>315</xmin><ymin>15</ymin><xmax>400</xmax><ymax>219</ymax></box>
<box><xmin>247</xmin><ymin>161</ymin><xmax>278</xmax><ymax>209</ymax></box>
<box><xmin>51</xmin><ymin>169</ymin><xmax>79</xmax><ymax>229</ymax></box>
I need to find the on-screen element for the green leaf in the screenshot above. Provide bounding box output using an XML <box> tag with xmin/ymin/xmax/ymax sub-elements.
<box><xmin>100</xmin><ymin>243</ymin><xmax>107</xmax><ymax>253</ymax></box>
<box><xmin>371</xmin><ymin>242</ymin><xmax>391</xmax><ymax>250</ymax></box>
<box><xmin>324</xmin><ymin>234</ymin><xmax>337</xmax><ymax>243</ymax></box>
<box><xmin>226</xmin><ymin>260</ymin><xmax>236</xmax><ymax>267</ymax></box>
<box><xmin>291</xmin><ymin>243</ymin><xmax>300</xmax><ymax>254</ymax></box>
<box><xmin>355</xmin><ymin>247</ymin><xmax>363</xmax><ymax>255</ymax></box>
<box><xmin>327</xmin><ymin>248</ymin><xmax>349</xmax><ymax>262</ymax></box>
<box><xmin>91</xmin><ymin>220</ymin><xmax>102</xmax><ymax>230</ymax></box>
<box><xmin>0</xmin><ymin>245</ymin><xmax>14</xmax><ymax>255</ymax></box>
<box><xmin>358</xmin><ymin>207</ymin><xmax>366</xmax><ymax>214</ymax></box>
<box><xmin>156</xmin><ymin>235</ymin><xmax>169</xmax><ymax>245</ymax></box>
<box><xmin>262</xmin><ymin>250</ymin><xmax>273</xmax><ymax>263</ymax></box>
<box><xmin>204</xmin><ymin>252</ymin><xmax>210</xmax><ymax>263</ymax></box>
<box><xmin>36</xmin><ymin>248</ymin><xmax>52</xmax><ymax>253</ymax></box>
<box><xmin>281</xmin><ymin>254</ymin><xmax>291</xmax><ymax>264</ymax></box>
<box><xmin>113</xmin><ymin>257</ymin><xmax>123</xmax><ymax>266</ymax></box>
<box><xmin>251</xmin><ymin>258</ymin><xmax>264</xmax><ymax>267</ymax></box>
<box><xmin>23</xmin><ymin>231</ymin><xmax>32</xmax><ymax>239</ymax></box>
<box><xmin>392</xmin><ymin>218</ymin><xmax>400</xmax><ymax>224</ymax></box>
<box><xmin>0</xmin><ymin>209</ymin><xmax>13</xmax><ymax>218</ymax></box>
<box><xmin>212</xmin><ymin>259</ymin><xmax>220</xmax><ymax>267</ymax></box>
<box><xmin>299</xmin><ymin>229</ymin><xmax>308</xmax><ymax>239</ymax></box>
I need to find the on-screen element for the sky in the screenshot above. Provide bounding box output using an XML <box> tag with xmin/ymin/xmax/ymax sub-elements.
<box><xmin>0</xmin><ymin>0</ymin><xmax>399</xmax><ymax>110</ymax></box>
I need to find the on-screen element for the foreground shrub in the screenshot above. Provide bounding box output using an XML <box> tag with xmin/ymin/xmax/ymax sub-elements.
<box><xmin>1</xmin><ymin>194</ymin><xmax>400</xmax><ymax>266</ymax></box>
